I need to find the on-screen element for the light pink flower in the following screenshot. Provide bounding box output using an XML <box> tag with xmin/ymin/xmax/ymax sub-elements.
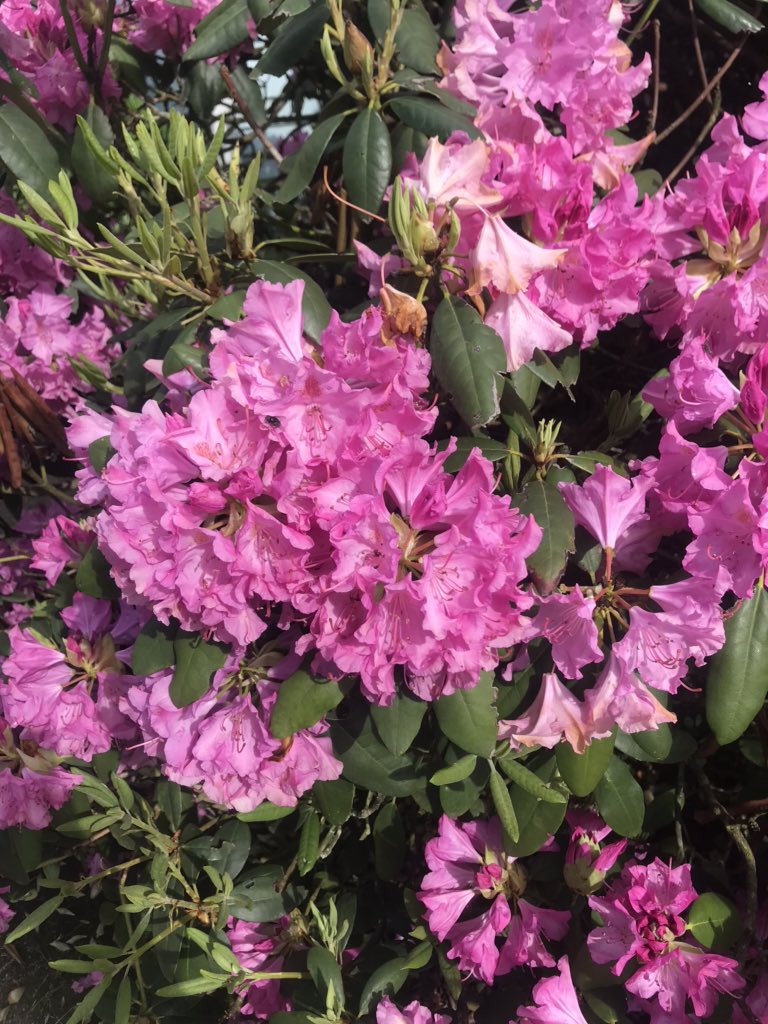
<box><xmin>514</xmin><ymin>956</ymin><xmax>589</xmax><ymax>1024</ymax></box>
<box><xmin>377</xmin><ymin>996</ymin><xmax>451</xmax><ymax>1024</ymax></box>
<box><xmin>559</xmin><ymin>465</ymin><xmax>652</xmax><ymax>554</ymax></box>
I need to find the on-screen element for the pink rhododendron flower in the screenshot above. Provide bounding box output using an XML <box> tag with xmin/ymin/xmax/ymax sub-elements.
<box><xmin>0</xmin><ymin>718</ymin><xmax>80</xmax><ymax>829</ymax></box>
<box><xmin>127</xmin><ymin>0</ymin><xmax>219</xmax><ymax>58</ymax></box>
<box><xmin>418</xmin><ymin>815</ymin><xmax>568</xmax><ymax>983</ymax></box>
<box><xmin>531</xmin><ymin>590</ymin><xmax>601</xmax><ymax>680</ymax></box>
<box><xmin>513</xmin><ymin>956</ymin><xmax>589</xmax><ymax>1024</ymax></box>
<box><xmin>588</xmin><ymin>859</ymin><xmax>744</xmax><ymax>1023</ymax></box>
<box><xmin>0</xmin><ymin>888</ymin><xmax>14</xmax><ymax>935</ymax></box>
<box><xmin>563</xmin><ymin>811</ymin><xmax>627</xmax><ymax>895</ymax></box>
<box><xmin>485</xmin><ymin>292</ymin><xmax>573</xmax><ymax>372</ymax></box>
<box><xmin>30</xmin><ymin>516</ymin><xmax>95</xmax><ymax>585</ymax></box>
<box><xmin>227</xmin><ymin>915</ymin><xmax>306</xmax><ymax>1018</ymax></box>
<box><xmin>376</xmin><ymin>996</ymin><xmax>451</xmax><ymax>1024</ymax></box>
<box><xmin>2</xmin><ymin>593</ymin><xmax>135</xmax><ymax>760</ymax></box>
<box><xmin>559</xmin><ymin>465</ymin><xmax>652</xmax><ymax>554</ymax></box>
<box><xmin>685</xmin><ymin>477</ymin><xmax>762</xmax><ymax>598</ymax></box>
<box><xmin>467</xmin><ymin>216</ymin><xmax>566</xmax><ymax>297</ymax></box>
<box><xmin>642</xmin><ymin>337</ymin><xmax>739</xmax><ymax>435</ymax></box>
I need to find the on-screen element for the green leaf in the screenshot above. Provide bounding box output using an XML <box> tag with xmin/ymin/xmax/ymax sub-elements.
<box><xmin>75</xmin><ymin>543</ymin><xmax>119</xmax><ymax>600</ymax></box>
<box><xmin>694</xmin><ymin>0</ymin><xmax>763</xmax><ymax>32</ymax></box>
<box><xmin>434</xmin><ymin>672</ymin><xmax>498</xmax><ymax>756</ymax></box>
<box><xmin>87</xmin><ymin>436</ymin><xmax>114</xmax><ymax>473</ymax></box>
<box><xmin>429</xmin><ymin>297</ymin><xmax>506</xmax><ymax>428</ymax></box>
<box><xmin>556</xmin><ymin>734</ymin><xmax>615</xmax><ymax>797</ymax></box>
<box><xmin>230</xmin><ymin>65</ymin><xmax>266</xmax><ymax>125</ymax></box>
<box><xmin>297</xmin><ymin>810</ymin><xmax>321</xmax><ymax>876</ymax></box>
<box><xmin>563</xmin><ymin>451</ymin><xmax>617</xmax><ymax>473</ymax></box>
<box><xmin>0</xmin><ymin>104</ymin><xmax>59</xmax><ymax>198</ymax></box>
<box><xmin>343</xmin><ymin>107</ymin><xmax>392</xmax><ymax>215</ymax></box>
<box><xmin>131</xmin><ymin>617</ymin><xmax>177</xmax><ymax>676</ymax></box>
<box><xmin>615</xmin><ymin>721</ymin><xmax>673</xmax><ymax>763</ymax></box>
<box><xmin>157</xmin><ymin>975</ymin><xmax>230</xmax><ymax>997</ymax></box>
<box><xmin>371</xmin><ymin>692</ymin><xmax>427</xmax><ymax>755</ymax></box>
<box><xmin>430</xmin><ymin>754</ymin><xmax>478</xmax><ymax>786</ymax></box>
<box><xmin>358</xmin><ymin>957</ymin><xmax>408</xmax><ymax>1015</ymax></box>
<box><xmin>184</xmin><ymin>0</ymin><xmax>252</xmax><ymax>60</ymax></box>
<box><xmin>4</xmin><ymin>894</ymin><xmax>63</xmax><ymax>944</ymax></box>
<box><xmin>255</xmin><ymin>2</ymin><xmax>329</xmax><ymax>75</ymax></box>
<box><xmin>594</xmin><ymin>756</ymin><xmax>645</xmax><ymax>838</ymax></box>
<box><xmin>388</xmin><ymin>96</ymin><xmax>480</xmax><ymax>141</ymax></box>
<box><xmin>373</xmin><ymin>803</ymin><xmax>406</xmax><ymax>880</ymax></box>
<box><xmin>186</xmin><ymin>818</ymin><xmax>251</xmax><ymax>880</ymax></box>
<box><xmin>162</xmin><ymin>338</ymin><xmax>207</xmax><ymax>377</ymax></box>
<box><xmin>237</xmin><ymin>802</ymin><xmax>295</xmax><ymax>822</ymax></box>
<box><xmin>274</xmin><ymin>112</ymin><xmax>348</xmax><ymax>203</ymax></box>
<box><xmin>439</xmin><ymin>752</ymin><xmax>489</xmax><ymax>817</ymax></box>
<box><xmin>686</xmin><ymin>893</ymin><xmax>742</xmax><ymax>951</ymax></box>
<box><xmin>314</xmin><ymin>778</ymin><xmax>355</xmax><ymax>825</ymax></box>
<box><xmin>489</xmin><ymin>764</ymin><xmax>519</xmax><ymax>844</ymax></box>
<box><xmin>227</xmin><ymin>865</ymin><xmax>288</xmax><ymax>923</ymax></box>
<box><xmin>706</xmin><ymin>587</ymin><xmax>768</xmax><ymax>744</ymax></box>
<box><xmin>330</xmin><ymin>705</ymin><xmax>426</xmax><ymax>797</ymax></box>
<box><xmin>72</xmin><ymin>102</ymin><xmax>115</xmax><ymax>204</ymax></box>
<box><xmin>504</xmin><ymin>753</ymin><xmax>568</xmax><ymax>857</ymax></box>
<box><xmin>368</xmin><ymin>0</ymin><xmax>439</xmax><ymax>74</ymax></box>
<box><xmin>441</xmin><ymin>436</ymin><xmax>510</xmax><ymax>473</ymax></box>
<box><xmin>516</xmin><ymin>479</ymin><xmax>575</xmax><ymax>593</ymax></box>
<box><xmin>270</xmin><ymin>670</ymin><xmax>345</xmax><ymax>738</ymax></box>
<box><xmin>115</xmin><ymin>974</ymin><xmax>132</xmax><ymax>1024</ymax></box>
<box><xmin>207</xmin><ymin>289</ymin><xmax>247</xmax><ymax>321</ymax></box>
<box><xmin>497</xmin><ymin>754</ymin><xmax>568</xmax><ymax>803</ymax></box>
<box><xmin>169</xmin><ymin>632</ymin><xmax>229</xmax><ymax>708</ymax></box>
<box><xmin>308</xmin><ymin>947</ymin><xmax>344</xmax><ymax>1015</ymax></box>
<box><xmin>251</xmin><ymin>259</ymin><xmax>332</xmax><ymax>342</ymax></box>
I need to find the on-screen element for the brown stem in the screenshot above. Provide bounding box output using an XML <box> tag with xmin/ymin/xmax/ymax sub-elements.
<box><xmin>662</xmin><ymin>87</ymin><xmax>722</xmax><ymax>186</ymax></box>
<box><xmin>647</xmin><ymin>19</ymin><xmax>661</xmax><ymax>135</ymax></box>
<box><xmin>655</xmin><ymin>37</ymin><xmax>745</xmax><ymax>145</ymax></box>
<box><xmin>687</xmin><ymin>0</ymin><xmax>711</xmax><ymax>104</ymax></box>
<box><xmin>219</xmin><ymin>65</ymin><xmax>284</xmax><ymax>165</ymax></box>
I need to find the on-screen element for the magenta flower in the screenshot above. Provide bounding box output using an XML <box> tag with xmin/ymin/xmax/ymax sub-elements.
<box><xmin>559</xmin><ymin>465</ymin><xmax>652</xmax><ymax>555</ymax></box>
<box><xmin>563</xmin><ymin>811</ymin><xmax>626</xmax><ymax>896</ymax></box>
<box><xmin>513</xmin><ymin>956</ymin><xmax>589</xmax><ymax>1024</ymax></box>
<box><xmin>642</xmin><ymin>337</ymin><xmax>739</xmax><ymax>435</ymax></box>
<box><xmin>227</xmin><ymin>915</ymin><xmax>305</xmax><ymax>1019</ymax></box>
<box><xmin>588</xmin><ymin>859</ymin><xmax>744</xmax><ymax>1023</ymax></box>
<box><xmin>531</xmin><ymin>590</ymin><xmax>601</xmax><ymax>680</ymax></box>
<box><xmin>0</xmin><ymin>718</ymin><xmax>80</xmax><ymax>830</ymax></box>
<box><xmin>0</xmin><ymin>888</ymin><xmax>14</xmax><ymax>935</ymax></box>
<box><xmin>418</xmin><ymin>816</ymin><xmax>568</xmax><ymax>984</ymax></box>
<box><xmin>376</xmin><ymin>996</ymin><xmax>451</xmax><ymax>1024</ymax></box>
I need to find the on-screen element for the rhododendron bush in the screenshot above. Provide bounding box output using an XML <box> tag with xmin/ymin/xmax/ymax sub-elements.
<box><xmin>3</xmin><ymin>0</ymin><xmax>768</xmax><ymax>1021</ymax></box>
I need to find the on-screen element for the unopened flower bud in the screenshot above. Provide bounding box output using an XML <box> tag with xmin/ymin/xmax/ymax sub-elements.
<box><xmin>343</xmin><ymin>20</ymin><xmax>374</xmax><ymax>76</ymax></box>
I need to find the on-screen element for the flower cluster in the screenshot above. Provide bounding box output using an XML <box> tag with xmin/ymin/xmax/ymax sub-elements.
<box><xmin>85</xmin><ymin>279</ymin><xmax>538</xmax><ymax>704</ymax></box>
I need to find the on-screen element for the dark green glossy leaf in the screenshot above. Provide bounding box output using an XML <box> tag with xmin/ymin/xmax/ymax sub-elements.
<box><xmin>5</xmin><ymin>894</ymin><xmax>64</xmax><ymax>944</ymax></box>
<box><xmin>429</xmin><ymin>297</ymin><xmax>506</xmax><ymax>428</ymax></box>
<box><xmin>87</xmin><ymin>437</ymin><xmax>114</xmax><ymax>473</ymax></box>
<box><xmin>368</xmin><ymin>0</ymin><xmax>439</xmax><ymax>73</ymax></box>
<box><xmin>169</xmin><ymin>632</ymin><xmax>229</xmax><ymax>708</ymax></box>
<box><xmin>498</xmin><ymin>753</ymin><xmax>568</xmax><ymax>803</ymax></box>
<box><xmin>314</xmin><ymin>778</ymin><xmax>355</xmax><ymax>825</ymax></box>
<box><xmin>274</xmin><ymin>113</ymin><xmax>347</xmax><ymax>203</ymax></box>
<box><xmin>706</xmin><ymin>587</ymin><xmax>768</xmax><ymax>745</ymax></box>
<box><xmin>434</xmin><ymin>672</ymin><xmax>497</xmax><ymax>756</ymax></box>
<box><xmin>184</xmin><ymin>0</ymin><xmax>252</xmax><ymax>60</ymax></box>
<box><xmin>330</xmin><ymin>707</ymin><xmax>426</xmax><ymax>797</ymax></box>
<box><xmin>489</xmin><ymin>765</ymin><xmax>519</xmax><ymax>844</ymax></box>
<box><xmin>0</xmin><ymin>104</ymin><xmax>59</xmax><ymax>197</ymax></box>
<box><xmin>516</xmin><ymin>479</ymin><xmax>575</xmax><ymax>593</ymax></box>
<box><xmin>237</xmin><ymin>802</ymin><xmax>296</xmax><ymax>822</ymax></box>
<box><xmin>594</xmin><ymin>756</ymin><xmax>645</xmax><ymax>838</ymax></box>
<box><xmin>227</xmin><ymin>865</ymin><xmax>288</xmax><ymax>922</ymax></box>
<box><xmin>686</xmin><ymin>893</ymin><xmax>742</xmax><ymax>951</ymax></box>
<box><xmin>75</xmin><ymin>543</ymin><xmax>119</xmax><ymax>600</ymax></box>
<box><xmin>440</xmin><ymin>436</ymin><xmax>510</xmax><ymax>473</ymax></box>
<box><xmin>388</xmin><ymin>96</ymin><xmax>480</xmax><ymax>141</ymax></box>
<box><xmin>308</xmin><ymin>947</ymin><xmax>344</xmax><ymax>1014</ymax></box>
<box><xmin>270</xmin><ymin>670</ymin><xmax>345</xmax><ymax>738</ymax></box>
<box><xmin>72</xmin><ymin>102</ymin><xmax>115</xmax><ymax>204</ymax></box>
<box><xmin>439</xmin><ymin>752</ymin><xmax>489</xmax><ymax>817</ymax></box>
<box><xmin>373</xmin><ymin>803</ymin><xmax>406</xmax><ymax>881</ymax></box>
<box><xmin>131</xmin><ymin>617</ymin><xmax>178</xmax><ymax>676</ymax></box>
<box><xmin>504</xmin><ymin>754</ymin><xmax>568</xmax><ymax>857</ymax></box>
<box><xmin>694</xmin><ymin>0</ymin><xmax>763</xmax><ymax>32</ymax></box>
<box><xmin>298</xmin><ymin>810</ymin><xmax>321</xmax><ymax>876</ymax></box>
<box><xmin>556</xmin><ymin>733</ymin><xmax>615</xmax><ymax>797</ymax></box>
<box><xmin>256</xmin><ymin>3</ymin><xmax>330</xmax><ymax>75</ymax></box>
<box><xmin>370</xmin><ymin>692</ymin><xmax>426</xmax><ymax>755</ymax></box>
<box><xmin>358</xmin><ymin>957</ymin><xmax>408</xmax><ymax>1015</ymax></box>
<box><xmin>343</xmin><ymin>107</ymin><xmax>392</xmax><ymax>215</ymax></box>
<box><xmin>430</xmin><ymin>754</ymin><xmax>477</xmax><ymax>786</ymax></box>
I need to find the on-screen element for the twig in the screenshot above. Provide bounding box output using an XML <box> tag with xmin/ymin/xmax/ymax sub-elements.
<box><xmin>687</xmin><ymin>0</ymin><xmax>711</xmax><ymax>103</ymax></box>
<box><xmin>219</xmin><ymin>65</ymin><xmax>284</xmax><ymax>165</ymax></box>
<box><xmin>627</xmin><ymin>0</ymin><xmax>664</xmax><ymax>46</ymax></box>
<box><xmin>647</xmin><ymin>19</ymin><xmax>661</xmax><ymax>135</ymax></box>
<box><xmin>322</xmin><ymin>165</ymin><xmax>387</xmax><ymax>223</ymax></box>
<box><xmin>662</xmin><ymin>86</ymin><xmax>721</xmax><ymax>186</ymax></box>
<box><xmin>58</xmin><ymin>0</ymin><xmax>89</xmax><ymax>84</ymax></box>
<box><xmin>94</xmin><ymin>0</ymin><xmax>117</xmax><ymax>97</ymax></box>
<box><xmin>655</xmin><ymin>37</ymin><xmax>745</xmax><ymax>145</ymax></box>
<box><xmin>725</xmin><ymin>823</ymin><xmax>758</xmax><ymax>946</ymax></box>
